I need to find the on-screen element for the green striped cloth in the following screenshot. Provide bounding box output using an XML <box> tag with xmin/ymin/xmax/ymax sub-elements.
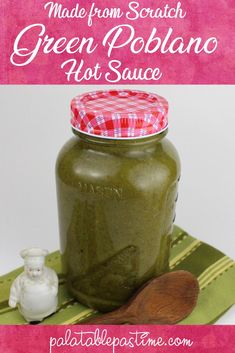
<box><xmin>0</xmin><ymin>225</ymin><xmax>234</xmax><ymax>324</ymax></box>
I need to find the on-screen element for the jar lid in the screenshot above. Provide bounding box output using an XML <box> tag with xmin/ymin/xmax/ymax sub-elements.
<box><xmin>71</xmin><ymin>90</ymin><xmax>168</xmax><ymax>139</ymax></box>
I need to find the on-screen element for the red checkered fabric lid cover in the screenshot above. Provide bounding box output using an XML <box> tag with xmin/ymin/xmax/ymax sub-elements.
<box><xmin>71</xmin><ymin>90</ymin><xmax>168</xmax><ymax>139</ymax></box>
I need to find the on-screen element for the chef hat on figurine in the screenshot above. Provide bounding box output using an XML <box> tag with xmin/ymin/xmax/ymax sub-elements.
<box><xmin>20</xmin><ymin>248</ymin><xmax>49</xmax><ymax>267</ymax></box>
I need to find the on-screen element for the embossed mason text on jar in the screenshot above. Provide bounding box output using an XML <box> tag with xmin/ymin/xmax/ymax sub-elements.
<box><xmin>56</xmin><ymin>90</ymin><xmax>180</xmax><ymax>312</ymax></box>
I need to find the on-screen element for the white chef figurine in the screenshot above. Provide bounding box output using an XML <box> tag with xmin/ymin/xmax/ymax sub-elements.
<box><xmin>8</xmin><ymin>248</ymin><xmax>58</xmax><ymax>322</ymax></box>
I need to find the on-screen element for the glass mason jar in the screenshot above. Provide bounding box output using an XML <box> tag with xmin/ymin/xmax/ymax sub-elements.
<box><xmin>56</xmin><ymin>90</ymin><xmax>180</xmax><ymax>312</ymax></box>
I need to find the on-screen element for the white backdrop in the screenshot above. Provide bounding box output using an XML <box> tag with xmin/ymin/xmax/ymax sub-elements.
<box><xmin>0</xmin><ymin>85</ymin><xmax>234</xmax><ymax>322</ymax></box>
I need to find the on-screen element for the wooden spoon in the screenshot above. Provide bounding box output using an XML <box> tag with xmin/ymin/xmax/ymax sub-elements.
<box><xmin>82</xmin><ymin>270</ymin><xmax>199</xmax><ymax>325</ymax></box>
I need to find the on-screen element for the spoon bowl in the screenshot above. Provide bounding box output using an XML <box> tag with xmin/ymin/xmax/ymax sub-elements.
<box><xmin>81</xmin><ymin>270</ymin><xmax>199</xmax><ymax>325</ymax></box>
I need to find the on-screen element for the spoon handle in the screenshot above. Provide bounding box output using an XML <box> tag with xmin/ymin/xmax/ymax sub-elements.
<box><xmin>80</xmin><ymin>309</ymin><xmax>131</xmax><ymax>325</ymax></box>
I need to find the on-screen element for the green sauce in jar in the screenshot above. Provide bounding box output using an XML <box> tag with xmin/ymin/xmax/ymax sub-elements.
<box><xmin>56</xmin><ymin>90</ymin><xmax>180</xmax><ymax>312</ymax></box>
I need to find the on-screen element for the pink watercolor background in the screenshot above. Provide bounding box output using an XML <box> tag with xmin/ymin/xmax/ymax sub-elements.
<box><xmin>0</xmin><ymin>325</ymin><xmax>235</xmax><ymax>353</ymax></box>
<box><xmin>0</xmin><ymin>0</ymin><xmax>235</xmax><ymax>84</ymax></box>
